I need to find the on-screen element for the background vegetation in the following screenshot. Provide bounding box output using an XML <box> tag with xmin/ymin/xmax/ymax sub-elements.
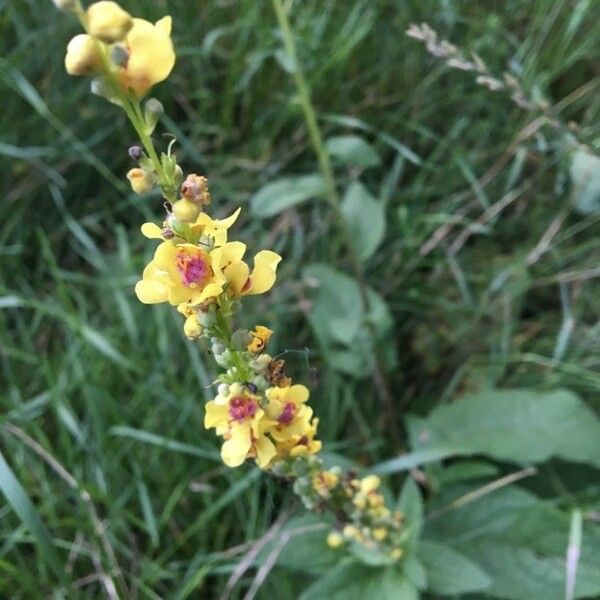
<box><xmin>1</xmin><ymin>0</ymin><xmax>599</xmax><ymax>598</ymax></box>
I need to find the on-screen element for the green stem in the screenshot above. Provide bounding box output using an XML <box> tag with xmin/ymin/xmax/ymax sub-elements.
<box><xmin>270</xmin><ymin>0</ymin><xmax>396</xmax><ymax>430</ymax></box>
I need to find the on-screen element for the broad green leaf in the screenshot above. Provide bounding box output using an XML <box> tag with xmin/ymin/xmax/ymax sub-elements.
<box><xmin>299</xmin><ymin>561</ymin><xmax>419</xmax><ymax>600</ymax></box>
<box><xmin>269</xmin><ymin>515</ymin><xmax>338</xmax><ymax>574</ymax></box>
<box><xmin>435</xmin><ymin>460</ymin><xmax>499</xmax><ymax>486</ymax></box>
<box><xmin>375</xmin><ymin>389</ymin><xmax>600</xmax><ymax>474</ymax></box>
<box><xmin>250</xmin><ymin>174</ymin><xmax>325</xmax><ymax>217</ymax></box>
<box><xmin>397</xmin><ymin>477</ymin><xmax>423</xmax><ymax>553</ymax></box>
<box><xmin>403</xmin><ymin>554</ymin><xmax>427</xmax><ymax>590</ymax></box>
<box><xmin>326</xmin><ymin>135</ymin><xmax>381</xmax><ymax>168</ymax></box>
<box><xmin>424</xmin><ymin>486</ymin><xmax>600</xmax><ymax>600</ymax></box>
<box><xmin>303</xmin><ymin>264</ymin><xmax>396</xmax><ymax>377</ymax></box>
<box><xmin>461</xmin><ymin>541</ymin><xmax>600</xmax><ymax>600</ymax></box>
<box><xmin>418</xmin><ymin>541</ymin><xmax>490</xmax><ymax>595</ymax></box>
<box><xmin>570</xmin><ymin>149</ymin><xmax>600</xmax><ymax>214</ymax></box>
<box><xmin>341</xmin><ymin>181</ymin><xmax>386</xmax><ymax>261</ymax></box>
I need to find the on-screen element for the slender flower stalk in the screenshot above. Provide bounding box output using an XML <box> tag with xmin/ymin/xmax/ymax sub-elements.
<box><xmin>55</xmin><ymin>0</ymin><xmax>407</xmax><ymax>565</ymax></box>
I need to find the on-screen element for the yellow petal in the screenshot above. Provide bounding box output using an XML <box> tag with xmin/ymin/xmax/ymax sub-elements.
<box><xmin>204</xmin><ymin>401</ymin><xmax>229</xmax><ymax>429</ymax></box>
<box><xmin>155</xmin><ymin>15</ymin><xmax>172</xmax><ymax>35</ymax></box>
<box><xmin>135</xmin><ymin>279</ymin><xmax>168</xmax><ymax>304</ymax></box>
<box><xmin>141</xmin><ymin>222</ymin><xmax>163</xmax><ymax>239</ymax></box>
<box><xmin>119</xmin><ymin>17</ymin><xmax>175</xmax><ymax>96</ymax></box>
<box><xmin>211</xmin><ymin>241</ymin><xmax>247</xmax><ymax>270</ymax></box>
<box><xmin>288</xmin><ymin>384</ymin><xmax>310</xmax><ymax>404</ymax></box>
<box><xmin>212</xmin><ymin>207</ymin><xmax>241</xmax><ymax>230</ymax></box>
<box><xmin>64</xmin><ymin>34</ymin><xmax>100</xmax><ymax>76</ymax></box>
<box><xmin>221</xmin><ymin>424</ymin><xmax>252</xmax><ymax>467</ymax></box>
<box><xmin>245</xmin><ymin>250</ymin><xmax>282</xmax><ymax>295</ymax></box>
<box><xmin>224</xmin><ymin>260</ymin><xmax>250</xmax><ymax>295</ymax></box>
<box><xmin>87</xmin><ymin>1</ymin><xmax>132</xmax><ymax>42</ymax></box>
<box><xmin>153</xmin><ymin>241</ymin><xmax>179</xmax><ymax>274</ymax></box>
<box><xmin>254</xmin><ymin>435</ymin><xmax>276</xmax><ymax>469</ymax></box>
<box><xmin>197</xmin><ymin>282</ymin><xmax>223</xmax><ymax>303</ymax></box>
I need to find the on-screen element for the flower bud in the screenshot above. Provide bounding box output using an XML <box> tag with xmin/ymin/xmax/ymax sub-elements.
<box><xmin>250</xmin><ymin>354</ymin><xmax>272</xmax><ymax>373</ymax></box>
<box><xmin>181</xmin><ymin>174</ymin><xmax>211</xmax><ymax>205</ymax></box>
<box><xmin>128</xmin><ymin>145</ymin><xmax>143</xmax><ymax>161</ymax></box>
<box><xmin>87</xmin><ymin>1</ymin><xmax>132</xmax><ymax>43</ymax></box>
<box><xmin>231</xmin><ymin>329</ymin><xmax>252</xmax><ymax>351</ymax></box>
<box><xmin>110</xmin><ymin>44</ymin><xmax>129</xmax><ymax>67</ymax></box>
<box><xmin>214</xmin><ymin>349</ymin><xmax>231</xmax><ymax>367</ymax></box>
<box><xmin>65</xmin><ymin>34</ymin><xmax>100</xmax><ymax>76</ymax></box>
<box><xmin>144</xmin><ymin>98</ymin><xmax>164</xmax><ymax>134</ymax></box>
<box><xmin>198</xmin><ymin>307</ymin><xmax>217</xmax><ymax>328</ymax></box>
<box><xmin>183</xmin><ymin>314</ymin><xmax>202</xmax><ymax>340</ymax></box>
<box><xmin>326</xmin><ymin>532</ymin><xmax>345</xmax><ymax>549</ymax></box>
<box><xmin>217</xmin><ymin>383</ymin><xmax>230</xmax><ymax>398</ymax></box>
<box><xmin>126</xmin><ymin>168</ymin><xmax>153</xmax><ymax>194</ymax></box>
<box><xmin>172</xmin><ymin>199</ymin><xmax>200</xmax><ymax>223</ymax></box>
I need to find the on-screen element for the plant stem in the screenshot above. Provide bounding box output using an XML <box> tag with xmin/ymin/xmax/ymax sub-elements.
<box><xmin>270</xmin><ymin>0</ymin><xmax>397</xmax><ymax>436</ymax></box>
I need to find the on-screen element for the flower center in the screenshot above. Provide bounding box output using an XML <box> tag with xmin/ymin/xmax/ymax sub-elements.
<box><xmin>176</xmin><ymin>248</ymin><xmax>212</xmax><ymax>287</ymax></box>
<box><xmin>229</xmin><ymin>396</ymin><xmax>258</xmax><ymax>422</ymax></box>
<box><xmin>278</xmin><ymin>402</ymin><xmax>296</xmax><ymax>425</ymax></box>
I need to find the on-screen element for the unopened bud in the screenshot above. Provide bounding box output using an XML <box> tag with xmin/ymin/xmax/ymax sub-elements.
<box><xmin>326</xmin><ymin>532</ymin><xmax>345</xmax><ymax>549</ymax></box>
<box><xmin>110</xmin><ymin>44</ymin><xmax>129</xmax><ymax>67</ymax></box>
<box><xmin>183</xmin><ymin>314</ymin><xmax>202</xmax><ymax>340</ymax></box>
<box><xmin>87</xmin><ymin>1</ymin><xmax>132</xmax><ymax>43</ymax></box>
<box><xmin>65</xmin><ymin>34</ymin><xmax>100</xmax><ymax>76</ymax></box>
<box><xmin>128</xmin><ymin>145</ymin><xmax>143</xmax><ymax>160</ymax></box>
<box><xmin>181</xmin><ymin>174</ymin><xmax>211</xmax><ymax>205</ymax></box>
<box><xmin>161</xmin><ymin>227</ymin><xmax>175</xmax><ymax>239</ymax></box>
<box><xmin>172</xmin><ymin>199</ymin><xmax>200</xmax><ymax>223</ymax></box>
<box><xmin>126</xmin><ymin>168</ymin><xmax>153</xmax><ymax>194</ymax></box>
<box><xmin>144</xmin><ymin>98</ymin><xmax>164</xmax><ymax>134</ymax></box>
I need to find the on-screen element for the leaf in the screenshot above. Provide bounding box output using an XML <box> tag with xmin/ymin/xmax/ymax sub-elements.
<box><xmin>250</xmin><ymin>174</ymin><xmax>325</xmax><ymax>217</ymax></box>
<box><xmin>570</xmin><ymin>149</ymin><xmax>600</xmax><ymax>214</ymax></box>
<box><xmin>462</xmin><ymin>541</ymin><xmax>600</xmax><ymax>600</ymax></box>
<box><xmin>375</xmin><ymin>389</ymin><xmax>600</xmax><ymax>474</ymax></box>
<box><xmin>424</xmin><ymin>486</ymin><xmax>600</xmax><ymax>600</ymax></box>
<box><xmin>341</xmin><ymin>181</ymin><xmax>386</xmax><ymax>261</ymax></box>
<box><xmin>326</xmin><ymin>135</ymin><xmax>381</xmax><ymax>168</ymax></box>
<box><xmin>418</xmin><ymin>541</ymin><xmax>491</xmax><ymax>595</ymax></box>
<box><xmin>268</xmin><ymin>515</ymin><xmax>338</xmax><ymax>574</ymax></box>
<box><xmin>299</xmin><ymin>561</ymin><xmax>419</xmax><ymax>600</ymax></box>
<box><xmin>397</xmin><ymin>478</ymin><xmax>423</xmax><ymax>553</ymax></box>
<box><xmin>303</xmin><ymin>264</ymin><xmax>396</xmax><ymax>377</ymax></box>
<box><xmin>0</xmin><ymin>450</ymin><xmax>65</xmax><ymax>584</ymax></box>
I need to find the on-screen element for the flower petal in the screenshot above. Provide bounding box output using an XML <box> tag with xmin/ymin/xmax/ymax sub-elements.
<box><xmin>204</xmin><ymin>401</ymin><xmax>229</xmax><ymax>429</ymax></box>
<box><xmin>135</xmin><ymin>279</ymin><xmax>168</xmax><ymax>304</ymax></box>
<box><xmin>141</xmin><ymin>222</ymin><xmax>163</xmax><ymax>239</ymax></box>
<box><xmin>221</xmin><ymin>424</ymin><xmax>252</xmax><ymax>467</ymax></box>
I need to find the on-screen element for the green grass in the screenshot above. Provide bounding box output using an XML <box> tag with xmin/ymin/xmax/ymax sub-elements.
<box><xmin>1</xmin><ymin>0</ymin><xmax>599</xmax><ymax>598</ymax></box>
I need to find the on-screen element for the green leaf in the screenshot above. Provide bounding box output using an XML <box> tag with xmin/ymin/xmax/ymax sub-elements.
<box><xmin>326</xmin><ymin>135</ymin><xmax>381</xmax><ymax>168</ymax></box>
<box><xmin>303</xmin><ymin>264</ymin><xmax>396</xmax><ymax>377</ymax></box>
<box><xmin>418</xmin><ymin>541</ymin><xmax>491</xmax><ymax>595</ymax></box>
<box><xmin>462</xmin><ymin>541</ymin><xmax>600</xmax><ymax>600</ymax></box>
<box><xmin>375</xmin><ymin>389</ymin><xmax>600</xmax><ymax>474</ymax></box>
<box><xmin>424</xmin><ymin>486</ymin><xmax>600</xmax><ymax>600</ymax></box>
<box><xmin>250</xmin><ymin>174</ymin><xmax>325</xmax><ymax>217</ymax></box>
<box><xmin>299</xmin><ymin>561</ymin><xmax>419</xmax><ymax>600</ymax></box>
<box><xmin>570</xmin><ymin>149</ymin><xmax>600</xmax><ymax>214</ymax></box>
<box><xmin>397</xmin><ymin>478</ymin><xmax>423</xmax><ymax>553</ymax></box>
<box><xmin>341</xmin><ymin>181</ymin><xmax>386</xmax><ymax>261</ymax></box>
<box><xmin>0</xmin><ymin>450</ymin><xmax>65</xmax><ymax>584</ymax></box>
<box><xmin>269</xmin><ymin>515</ymin><xmax>338</xmax><ymax>574</ymax></box>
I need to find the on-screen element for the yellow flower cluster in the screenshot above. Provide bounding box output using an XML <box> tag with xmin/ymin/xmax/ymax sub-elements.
<box><xmin>64</xmin><ymin>0</ymin><xmax>175</xmax><ymax>97</ymax></box>
<box><xmin>204</xmin><ymin>376</ymin><xmax>321</xmax><ymax>468</ymax></box>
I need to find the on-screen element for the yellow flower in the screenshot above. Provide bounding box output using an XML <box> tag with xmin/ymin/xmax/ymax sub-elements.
<box><xmin>360</xmin><ymin>475</ymin><xmax>381</xmax><ymax>494</ymax></box>
<box><xmin>247</xmin><ymin>326</ymin><xmax>273</xmax><ymax>353</ymax></box>
<box><xmin>264</xmin><ymin>384</ymin><xmax>314</xmax><ymax>444</ymax></box>
<box><xmin>135</xmin><ymin>241</ymin><xmax>222</xmax><ymax>306</ymax></box>
<box><xmin>65</xmin><ymin>34</ymin><xmax>100</xmax><ymax>76</ymax></box>
<box><xmin>126</xmin><ymin>167</ymin><xmax>153</xmax><ymax>194</ymax></box>
<box><xmin>117</xmin><ymin>16</ymin><xmax>175</xmax><ymax>96</ymax></box>
<box><xmin>204</xmin><ymin>384</ymin><xmax>276</xmax><ymax>468</ymax></box>
<box><xmin>272</xmin><ymin>417</ymin><xmax>322</xmax><ymax>460</ymax></box>
<box><xmin>210</xmin><ymin>242</ymin><xmax>281</xmax><ymax>297</ymax></box>
<box><xmin>373</xmin><ymin>527</ymin><xmax>388</xmax><ymax>541</ymax></box>
<box><xmin>86</xmin><ymin>1</ymin><xmax>132</xmax><ymax>43</ymax></box>
<box><xmin>140</xmin><ymin>207</ymin><xmax>241</xmax><ymax>246</ymax></box>
<box><xmin>312</xmin><ymin>470</ymin><xmax>340</xmax><ymax>497</ymax></box>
